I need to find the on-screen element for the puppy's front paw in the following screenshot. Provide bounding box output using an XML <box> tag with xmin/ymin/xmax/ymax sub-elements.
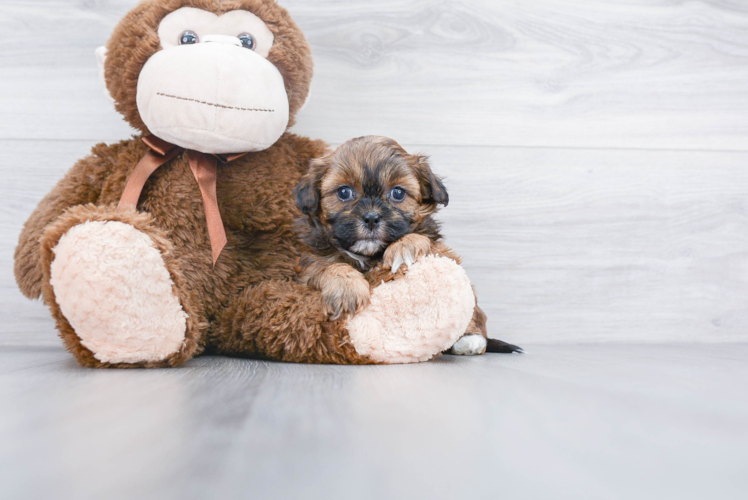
<box><xmin>383</xmin><ymin>234</ymin><xmax>433</xmax><ymax>273</ymax></box>
<box><xmin>319</xmin><ymin>264</ymin><xmax>371</xmax><ymax>320</ymax></box>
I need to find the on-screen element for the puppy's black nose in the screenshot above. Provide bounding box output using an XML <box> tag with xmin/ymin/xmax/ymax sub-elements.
<box><xmin>362</xmin><ymin>212</ymin><xmax>381</xmax><ymax>230</ymax></box>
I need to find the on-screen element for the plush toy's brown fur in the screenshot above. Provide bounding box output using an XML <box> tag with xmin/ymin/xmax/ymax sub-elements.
<box><xmin>18</xmin><ymin>132</ymin><xmax>376</xmax><ymax>366</ymax></box>
<box><xmin>14</xmin><ymin>0</ymin><xmax>375</xmax><ymax>367</ymax></box>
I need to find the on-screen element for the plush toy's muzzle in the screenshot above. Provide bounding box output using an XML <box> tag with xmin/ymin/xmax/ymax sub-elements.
<box><xmin>136</xmin><ymin>38</ymin><xmax>289</xmax><ymax>154</ymax></box>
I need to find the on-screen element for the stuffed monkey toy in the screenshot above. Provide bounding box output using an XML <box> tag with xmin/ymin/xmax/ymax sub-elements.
<box><xmin>13</xmin><ymin>0</ymin><xmax>477</xmax><ymax>367</ymax></box>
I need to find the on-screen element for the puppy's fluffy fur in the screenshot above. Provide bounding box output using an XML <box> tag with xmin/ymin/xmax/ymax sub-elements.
<box><xmin>294</xmin><ymin>135</ymin><xmax>489</xmax><ymax>342</ymax></box>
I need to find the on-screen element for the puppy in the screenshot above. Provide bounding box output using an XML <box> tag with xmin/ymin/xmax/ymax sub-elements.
<box><xmin>294</xmin><ymin>136</ymin><xmax>521</xmax><ymax>355</ymax></box>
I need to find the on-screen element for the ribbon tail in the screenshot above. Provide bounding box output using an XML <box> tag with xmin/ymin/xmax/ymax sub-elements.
<box><xmin>187</xmin><ymin>151</ymin><xmax>227</xmax><ymax>266</ymax></box>
<box><xmin>118</xmin><ymin>147</ymin><xmax>181</xmax><ymax>211</ymax></box>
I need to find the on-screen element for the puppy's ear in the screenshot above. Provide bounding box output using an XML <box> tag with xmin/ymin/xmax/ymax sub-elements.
<box><xmin>295</xmin><ymin>156</ymin><xmax>329</xmax><ymax>215</ymax></box>
<box><xmin>413</xmin><ymin>155</ymin><xmax>449</xmax><ymax>207</ymax></box>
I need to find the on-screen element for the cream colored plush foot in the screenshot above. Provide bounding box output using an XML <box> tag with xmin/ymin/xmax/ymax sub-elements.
<box><xmin>451</xmin><ymin>334</ymin><xmax>488</xmax><ymax>355</ymax></box>
<box><xmin>346</xmin><ymin>255</ymin><xmax>475</xmax><ymax>364</ymax></box>
<box><xmin>50</xmin><ymin>220</ymin><xmax>188</xmax><ymax>364</ymax></box>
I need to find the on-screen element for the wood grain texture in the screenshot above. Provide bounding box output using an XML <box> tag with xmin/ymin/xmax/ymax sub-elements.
<box><xmin>1</xmin><ymin>0</ymin><xmax>748</xmax><ymax>149</ymax></box>
<box><xmin>1</xmin><ymin>344</ymin><xmax>746</xmax><ymax>500</ymax></box>
<box><xmin>4</xmin><ymin>141</ymin><xmax>748</xmax><ymax>345</ymax></box>
<box><xmin>429</xmin><ymin>145</ymin><xmax>748</xmax><ymax>344</ymax></box>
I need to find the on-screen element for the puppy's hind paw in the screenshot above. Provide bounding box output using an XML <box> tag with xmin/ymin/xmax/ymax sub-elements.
<box><xmin>450</xmin><ymin>334</ymin><xmax>487</xmax><ymax>355</ymax></box>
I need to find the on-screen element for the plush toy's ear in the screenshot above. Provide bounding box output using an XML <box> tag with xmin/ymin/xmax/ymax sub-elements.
<box><xmin>297</xmin><ymin>87</ymin><xmax>312</xmax><ymax>114</ymax></box>
<box><xmin>95</xmin><ymin>46</ymin><xmax>115</xmax><ymax>103</ymax></box>
<box><xmin>413</xmin><ymin>155</ymin><xmax>449</xmax><ymax>206</ymax></box>
<box><xmin>295</xmin><ymin>156</ymin><xmax>329</xmax><ymax>215</ymax></box>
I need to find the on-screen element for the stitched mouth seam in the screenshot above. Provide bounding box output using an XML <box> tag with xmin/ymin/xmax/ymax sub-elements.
<box><xmin>156</xmin><ymin>92</ymin><xmax>275</xmax><ymax>112</ymax></box>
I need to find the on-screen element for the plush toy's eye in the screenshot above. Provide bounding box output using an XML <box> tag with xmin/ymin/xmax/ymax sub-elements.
<box><xmin>179</xmin><ymin>30</ymin><xmax>199</xmax><ymax>45</ymax></box>
<box><xmin>337</xmin><ymin>186</ymin><xmax>354</xmax><ymax>201</ymax></box>
<box><xmin>390</xmin><ymin>187</ymin><xmax>406</xmax><ymax>202</ymax></box>
<box><xmin>238</xmin><ymin>33</ymin><xmax>256</xmax><ymax>50</ymax></box>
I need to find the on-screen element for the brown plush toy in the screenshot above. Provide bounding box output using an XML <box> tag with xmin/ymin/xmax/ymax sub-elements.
<box><xmin>14</xmin><ymin>0</ymin><xmax>477</xmax><ymax>368</ymax></box>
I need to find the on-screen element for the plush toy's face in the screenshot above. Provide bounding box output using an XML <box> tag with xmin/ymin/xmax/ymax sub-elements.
<box><xmin>100</xmin><ymin>0</ymin><xmax>313</xmax><ymax>154</ymax></box>
<box><xmin>137</xmin><ymin>7</ymin><xmax>288</xmax><ymax>153</ymax></box>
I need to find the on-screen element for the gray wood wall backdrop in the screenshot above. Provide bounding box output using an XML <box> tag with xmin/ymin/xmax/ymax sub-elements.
<box><xmin>2</xmin><ymin>0</ymin><xmax>748</xmax><ymax>346</ymax></box>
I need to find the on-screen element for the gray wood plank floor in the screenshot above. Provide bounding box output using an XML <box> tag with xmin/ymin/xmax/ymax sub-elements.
<box><xmin>2</xmin><ymin>344</ymin><xmax>747</xmax><ymax>500</ymax></box>
<box><xmin>2</xmin><ymin>1</ymin><xmax>748</xmax><ymax>498</ymax></box>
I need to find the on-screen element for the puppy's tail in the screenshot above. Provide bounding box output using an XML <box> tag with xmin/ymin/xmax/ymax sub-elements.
<box><xmin>485</xmin><ymin>338</ymin><xmax>524</xmax><ymax>354</ymax></box>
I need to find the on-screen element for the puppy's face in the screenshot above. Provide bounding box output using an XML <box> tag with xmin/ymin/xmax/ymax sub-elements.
<box><xmin>295</xmin><ymin>136</ymin><xmax>448</xmax><ymax>256</ymax></box>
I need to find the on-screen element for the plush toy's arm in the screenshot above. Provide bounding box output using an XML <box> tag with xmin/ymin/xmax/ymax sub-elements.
<box><xmin>214</xmin><ymin>243</ymin><xmax>476</xmax><ymax>365</ymax></box>
<box><xmin>14</xmin><ymin>151</ymin><xmax>110</xmax><ymax>299</ymax></box>
<box><xmin>212</xmin><ymin>279</ymin><xmax>375</xmax><ymax>364</ymax></box>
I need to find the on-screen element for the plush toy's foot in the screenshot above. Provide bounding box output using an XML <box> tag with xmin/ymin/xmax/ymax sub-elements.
<box><xmin>346</xmin><ymin>255</ymin><xmax>475</xmax><ymax>364</ymax></box>
<box><xmin>41</xmin><ymin>205</ymin><xmax>202</xmax><ymax>368</ymax></box>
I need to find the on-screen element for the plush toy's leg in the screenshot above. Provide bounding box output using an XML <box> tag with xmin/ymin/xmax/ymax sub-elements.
<box><xmin>39</xmin><ymin>205</ymin><xmax>204</xmax><ymax>368</ymax></box>
<box><xmin>213</xmin><ymin>254</ymin><xmax>475</xmax><ymax>364</ymax></box>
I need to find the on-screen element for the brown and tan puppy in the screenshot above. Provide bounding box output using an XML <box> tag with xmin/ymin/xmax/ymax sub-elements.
<box><xmin>294</xmin><ymin>136</ymin><xmax>522</xmax><ymax>355</ymax></box>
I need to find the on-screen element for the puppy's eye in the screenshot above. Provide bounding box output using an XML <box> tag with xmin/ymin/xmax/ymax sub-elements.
<box><xmin>237</xmin><ymin>33</ymin><xmax>255</xmax><ymax>50</ymax></box>
<box><xmin>337</xmin><ymin>186</ymin><xmax>354</xmax><ymax>201</ymax></box>
<box><xmin>179</xmin><ymin>30</ymin><xmax>199</xmax><ymax>45</ymax></box>
<box><xmin>390</xmin><ymin>187</ymin><xmax>406</xmax><ymax>202</ymax></box>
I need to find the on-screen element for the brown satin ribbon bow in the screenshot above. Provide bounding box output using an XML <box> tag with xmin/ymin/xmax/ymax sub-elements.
<box><xmin>117</xmin><ymin>135</ymin><xmax>246</xmax><ymax>265</ymax></box>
